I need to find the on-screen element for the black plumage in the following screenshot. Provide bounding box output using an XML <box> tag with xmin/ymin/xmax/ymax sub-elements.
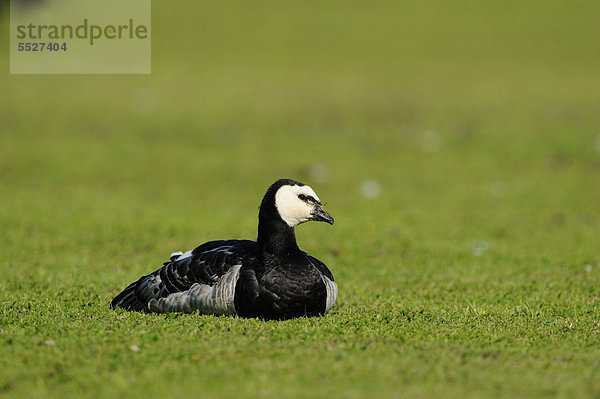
<box><xmin>110</xmin><ymin>179</ymin><xmax>337</xmax><ymax>320</ymax></box>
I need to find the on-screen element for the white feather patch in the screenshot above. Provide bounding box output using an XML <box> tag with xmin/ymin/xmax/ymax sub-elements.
<box><xmin>275</xmin><ymin>185</ymin><xmax>321</xmax><ymax>227</ymax></box>
<box><xmin>148</xmin><ymin>265</ymin><xmax>242</xmax><ymax>314</ymax></box>
<box><xmin>321</xmin><ymin>275</ymin><xmax>337</xmax><ymax>314</ymax></box>
<box><xmin>170</xmin><ymin>250</ymin><xmax>193</xmax><ymax>261</ymax></box>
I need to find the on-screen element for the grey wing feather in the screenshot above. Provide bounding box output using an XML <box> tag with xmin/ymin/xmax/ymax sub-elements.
<box><xmin>111</xmin><ymin>240</ymin><xmax>248</xmax><ymax>313</ymax></box>
<box><xmin>306</xmin><ymin>253</ymin><xmax>337</xmax><ymax>314</ymax></box>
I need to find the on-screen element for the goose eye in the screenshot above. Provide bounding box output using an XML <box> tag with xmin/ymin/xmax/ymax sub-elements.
<box><xmin>298</xmin><ymin>194</ymin><xmax>320</xmax><ymax>205</ymax></box>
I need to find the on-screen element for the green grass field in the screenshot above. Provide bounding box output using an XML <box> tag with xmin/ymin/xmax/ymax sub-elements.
<box><xmin>1</xmin><ymin>1</ymin><xmax>599</xmax><ymax>398</ymax></box>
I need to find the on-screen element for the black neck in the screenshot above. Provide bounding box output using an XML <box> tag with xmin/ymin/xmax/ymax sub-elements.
<box><xmin>257</xmin><ymin>217</ymin><xmax>300</xmax><ymax>256</ymax></box>
<box><xmin>256</xmin><ymin>179</ymin><xmax>307</xmax><ymax>257</ymax></box>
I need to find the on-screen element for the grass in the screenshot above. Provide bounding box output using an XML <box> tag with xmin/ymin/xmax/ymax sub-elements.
<box><xmin>1</xmin><ymin>1</ymin><xmax>600</xmax><ymax>398</ymax></box>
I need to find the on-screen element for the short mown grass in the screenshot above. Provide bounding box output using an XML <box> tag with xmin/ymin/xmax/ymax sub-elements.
<box><xmin>1</xmin><ymin>1</ymin><xmax>599</xmax><ymax>398</ymax></box>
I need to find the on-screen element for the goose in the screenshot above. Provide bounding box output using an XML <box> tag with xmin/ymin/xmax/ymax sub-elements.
<box><xmin>110</xmin><ymin>178</ymin><xmax>337</xmax><ymax>320</ymax></box>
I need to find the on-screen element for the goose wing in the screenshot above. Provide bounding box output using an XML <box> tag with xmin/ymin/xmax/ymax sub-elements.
<box><xmin>305</xmin><ymin>253</ymin><xmax>334</xmax><ymax>281</ymax></box>
<box><xmin>305</xmin><ymin>253</ymin><xmax>337</xmax><ymax>314</ymax></box>
<box><xmin>111</xmin><ymin>239</ymin><xmax>257</xmax><ymax>314</ymax></box>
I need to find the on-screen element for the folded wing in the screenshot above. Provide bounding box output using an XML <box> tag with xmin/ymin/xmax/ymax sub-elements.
<box><xmin>110</xmin><ymin>240</ymin><xmax>256</xmax><ymax>314</ymax></box>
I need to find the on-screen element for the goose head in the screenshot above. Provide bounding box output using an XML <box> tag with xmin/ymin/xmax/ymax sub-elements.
<box><xmin>261</xmin><ymin>179</ymin><xmax>334</xmax><ymax>228</ymax></box>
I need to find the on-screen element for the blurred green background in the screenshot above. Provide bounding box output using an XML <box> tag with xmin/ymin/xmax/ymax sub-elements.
<box><xmin>1</xmin><ymin>1</ymin><xmax>599</xmax><ymax>398</ymax></box>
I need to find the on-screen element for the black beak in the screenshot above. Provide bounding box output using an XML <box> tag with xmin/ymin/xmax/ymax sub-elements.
<box><xmin>312</xmin><ymin>204</ymin><xmax>334</xmax><ymax>225</ymax></box>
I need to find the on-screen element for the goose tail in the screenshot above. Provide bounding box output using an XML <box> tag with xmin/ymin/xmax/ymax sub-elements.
<box><xmin>111</xmin><ymin>280</ymin><xmax>147</xmax><ymax>312</ymax></box>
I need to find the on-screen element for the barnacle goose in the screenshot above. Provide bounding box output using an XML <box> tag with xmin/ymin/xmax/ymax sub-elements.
<box><xmin>110</xmin><ymin>178</ymin><xmax>337</xmax><ymax>320</ymax></box>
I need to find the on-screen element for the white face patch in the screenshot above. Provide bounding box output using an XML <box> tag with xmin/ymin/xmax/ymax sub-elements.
<box><xmin>275</xmin><ymin>185</ymin><xmax>321</xmax><ymax>227</ymax></box>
